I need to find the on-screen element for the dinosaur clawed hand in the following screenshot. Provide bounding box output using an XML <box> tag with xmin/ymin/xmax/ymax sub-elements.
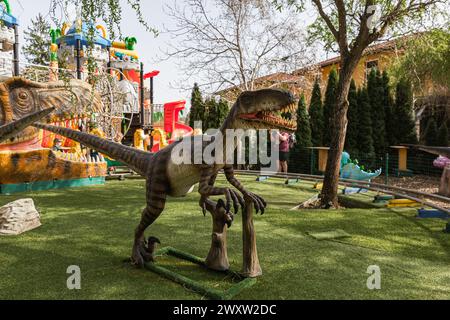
<box><xmin>216</xmin><ymin>199</ymin><xmax>234</xmax><ymax>228</ymax></box>
<box><xmin>243</xmin><ymin>191</ymin><xmax>267</xmax><ymax>215</ymax></box>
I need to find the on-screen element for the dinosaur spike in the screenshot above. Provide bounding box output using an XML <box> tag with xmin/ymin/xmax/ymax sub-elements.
<box><xmin>32</xmin><ymin>123</ymin><xmax>152</xmax><ymax>175</ymax></box>
<box><xmin>0</xmin><ymin>107</ymin><xmax>55</xmax><ymax>143</ymax></box>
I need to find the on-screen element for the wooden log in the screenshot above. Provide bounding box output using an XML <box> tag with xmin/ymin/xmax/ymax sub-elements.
<box><xmin>242</xmin><ymin>196</ymin><xmax>262</xmax><ymax>277</ymax></box>
<box><xmin>204</xmin><ymin>199</ymin><xmax>231</xmax><ymax>271</ymax></box>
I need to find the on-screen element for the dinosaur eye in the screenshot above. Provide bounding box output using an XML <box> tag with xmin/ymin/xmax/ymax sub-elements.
<box><xmin>12</xmin><ymin>89</ymin><xmax>35</xmax><ymax>117</ymax></box>
<box><xmin>19</xmin><ymin>92</ymin><xmax>28</xmax><ymax>100</ymax></box>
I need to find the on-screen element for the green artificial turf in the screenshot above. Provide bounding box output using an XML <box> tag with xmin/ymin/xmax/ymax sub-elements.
<box><xmin>0</xmin><ymin>176</ymin><xmax>449</xmax><ymax>300</ymax></box>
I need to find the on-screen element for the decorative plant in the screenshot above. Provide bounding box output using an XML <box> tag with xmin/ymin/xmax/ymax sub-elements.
<box><xmin>124</xmin><ymin>37</ymin><xmax>137</xmax><ymax>50</ymax></box>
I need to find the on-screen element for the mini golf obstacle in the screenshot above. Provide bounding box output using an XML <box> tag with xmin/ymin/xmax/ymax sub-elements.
<box><xmin>373</xmin><ymin>194</ymin><xmax>394</xmax><ymax>203</ymax></box>
<box><xmin>285</xmin><ymin>178</ymin><xmax>300</xmax><ymax>185</ymax></box>
<box><xmin>417</xmin><ymin>208</ymin><xmax>450</xmax><ymax>219</ymax></box>
<box><xmin>342</xmin><ymin>187</ymin><xmax>368</xmax><ymax>195</ymax></box>
<box><xmin>144</xmin><ymin>197</ymin><xmax>261</xmax><ymax>300</ymax></box>
<box><xmin>144</xmin><ymin>247</ymin><xmax>257</xmax><ymax>300</ymax></box>
<box><xmin>416</xmin><ymin>208</ymin><xmax>450</xmax><ymax>233</ymax></box>
<box><xmin>387</xmin><ymin>198</ymin><xmax>421</xmax><ymax>208</ymax></box>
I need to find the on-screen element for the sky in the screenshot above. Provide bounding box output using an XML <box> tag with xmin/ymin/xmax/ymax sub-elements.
<box><xmin>12</xmin><ymin>0</ymin><xmax>327</xmax><ymax>108</ymax></box>
<box><xmin>13</xmin><ymin>0</ymin><xmax>186</xmax><ymax>105</ymax></box>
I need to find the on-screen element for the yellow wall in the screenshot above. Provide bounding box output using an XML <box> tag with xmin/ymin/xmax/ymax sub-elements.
<box><xmin>319</xmin><ymin>51</ymin><xmax>398</xmax><ymax>94</ymax></box>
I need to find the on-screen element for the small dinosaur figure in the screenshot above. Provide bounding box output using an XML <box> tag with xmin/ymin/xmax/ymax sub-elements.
<box><xmin>33</xmin><ymin>88</ymin><xmax>297</xmax><ymax>266</ymax></box>
<box><xmin>0</xmin><ymin>107</ymin><xmax>55</xmax><ymax>143</ymax></box>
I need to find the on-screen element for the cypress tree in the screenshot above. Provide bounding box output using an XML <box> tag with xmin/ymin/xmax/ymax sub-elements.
<box><xmin>294</xmin><ymin>93</ymin><xmax>312</xmax><ymax>148</ymax></box>
<box><xmin>381</xmin><ymin>71</ymin><xmax>395</xmax><ymax>147</ymax></box>
<box><xmin>367</xmin><ymin>68</ymin><xmax>386</xmax><ymax>155</ymax></box>
<box><xmin>203</xmin><ymin>97</ymin><xmax>229</xmax><ymax>131</ymax></box>
<box><xmin>424</xmin><ymin>117</ymin><xmax>439</xmax><ymax>146</ymax></box>
<box><xmin>437</xmin><ymin>122</ymin><xmax>449</xmax><ymax>147</ymax></box>
<box><xmin>393</xmin><ymin>79</ymin><xmax>418</xmax><ymax>144</ymax></box>
<box><xmin>309</xmin><ymin>78</ymin><xmax>324</xmax><ymax>146</ymax></box>
<box><xmin>289</xmin><ymin>94</ymin><xmax>312</xmax><ymax>172</ymax></box>
<box><xmin>345</xmin><ymin>79</ymin><xmax>359</xmax><ymax>156</ymax></box>
<box><xmin>356</xmin><ymin>87</ymin><xmax>375</xmax><ymax>163</ymax></box>
<box><xmin>203</xmin><ymin>98</ymin><xmax>216</xmax><ymax>131</ymax></box>
<box><xmin>323</xmin><ymin>69</ymin><xmax>338</xmax><ymax>146</ymax></box>
<box><xmin>189</xmin><ymin>83</ymin><xmax>206</xmax><ymax>130</ymax></box>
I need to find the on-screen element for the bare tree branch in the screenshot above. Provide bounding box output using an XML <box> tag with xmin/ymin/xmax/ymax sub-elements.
<box><xmin>163</xmin><ymin>0</ymin><xmax>314</xmax><ymax>94</ymax></box>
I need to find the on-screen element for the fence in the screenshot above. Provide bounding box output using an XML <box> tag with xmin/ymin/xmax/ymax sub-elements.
<box><xmin>284</xmin><ymin>147</ymin><xmax>442</xmax><ymax>179</ymax></box>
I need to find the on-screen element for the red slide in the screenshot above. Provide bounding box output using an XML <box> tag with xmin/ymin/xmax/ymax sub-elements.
<box><xmin>151</xmin><ymin>100</ymin><xmax>193</xmax><ymax>152</ymax></box>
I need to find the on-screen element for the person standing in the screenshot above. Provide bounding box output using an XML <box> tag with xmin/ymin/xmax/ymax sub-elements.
<box><xmin>271</xmin><ymin>130</ymin><xmax>291</xmax><ymax>173</ymax></box>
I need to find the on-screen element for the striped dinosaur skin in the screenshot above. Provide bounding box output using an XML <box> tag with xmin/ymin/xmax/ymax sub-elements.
<box><xmin>33</xmin><ymin>88</ymin><xmax>297</xmax><ymax>267</ymax></box>
<box><xmin>0</xmin><ymin>107</ymin><xmax>55</xmax><ymax>143</ymax></box>
<box><xmin>0</xmin><ymin>77</ymin><xmax>107</xmax><ymax>185</ymax></box>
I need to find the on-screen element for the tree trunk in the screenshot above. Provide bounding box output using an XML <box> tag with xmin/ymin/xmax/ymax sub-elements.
<box><xmin>204</xmin><ymin>199</ymin><xmax>231</xmax><ymax>271</ymax></box>
<box><xmin>241</xmin><ymin>195</ymin><xmax>262</xmax><ymax>277</ymax></box>
<box><xmin>320</xmin><ymin>56</ymin><xmax>360</xmax><ymax>208</ymax></box>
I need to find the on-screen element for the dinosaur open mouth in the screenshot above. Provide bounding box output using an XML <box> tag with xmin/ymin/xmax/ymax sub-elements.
<box><xmin>0</xmin><ymin>113</ymin><xmax>90</xmax><ymax>149</ymax></box>
<box><xmin>239</xmin><ymin>102</ymin><xmax>297</xmax><ymax>131</ymax></box>
<box><xmin>51</xmin><ymin>149</ymin><xmax>107</xmax><ymax>164</ymax></box>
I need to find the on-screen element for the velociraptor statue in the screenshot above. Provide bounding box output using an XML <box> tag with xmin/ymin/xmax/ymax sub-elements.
<box><xmin>33</xmin><ymin>89</ymin><xmax>297</xmax><ymax>267</ymax></box>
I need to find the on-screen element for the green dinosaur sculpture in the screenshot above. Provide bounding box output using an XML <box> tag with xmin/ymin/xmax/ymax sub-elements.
<box><xmin>0</xmin><ymin>107</ymin><xmax>54</xmax><ymax>143</ymax></box>
<box><xmin>33</xmin><ymin>89</ymin><xmax>297</xmax><ymax>267</ymax></box>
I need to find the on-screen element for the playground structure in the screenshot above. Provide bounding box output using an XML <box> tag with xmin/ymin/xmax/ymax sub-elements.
<box><xmin>150</xmin><ymin>100</ymin><xmax>194</xmax><ymax>152</ymax></box>
<box><xmin>0</xmin><ymin>0</ymin><xmax>19</xmax><ymax>79</ymax></box>
<box><xmin>0</xmin><ymin>6</ymin><xmax>194</xmax><ymax>192</ymax></box>
<box><xmin>50</xmin><ymin>20</ymin><xmax>194</xmax><ymax>152</ymax></box>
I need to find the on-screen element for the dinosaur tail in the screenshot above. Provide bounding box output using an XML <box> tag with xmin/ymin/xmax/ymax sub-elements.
<box><xmin>33</xmin><ymin>122</ymin><xmax>153</xmax><ymax>176</ymax></box>
<box><xmin>0</xmin><ymin>107</ymin><xmax>55</xmax><ymax>143</ymax></box>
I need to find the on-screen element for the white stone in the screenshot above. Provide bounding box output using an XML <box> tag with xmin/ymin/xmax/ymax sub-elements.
<box><xmin>0</xmin><ymin>198</ymin><xmax>41</xmax><ymax>235</ymax></box>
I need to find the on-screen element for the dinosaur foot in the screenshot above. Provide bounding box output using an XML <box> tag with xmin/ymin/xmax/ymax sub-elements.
<box><xmin>131</xmin><ymin>240</ymin><xmax>153</xmax><ymax>268</ymax></box>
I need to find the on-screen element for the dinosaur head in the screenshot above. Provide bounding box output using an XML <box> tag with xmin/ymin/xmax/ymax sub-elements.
<box><xmin>0</xmin><ymin>77</ymin><xmax>106</xmax><ymax>185</ymax></box>
<box><xmin>0</xmin><ymin>77</ymin><xmax>101</xmax><ymax>148</ymax></box>
<box><xmin>224</xmin><ymin>89</ymin><xmax>297</xmax><ymax>133</ymax></box>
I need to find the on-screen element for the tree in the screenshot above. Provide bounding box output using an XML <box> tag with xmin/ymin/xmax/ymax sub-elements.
<box><xmin>204</xmin><ymin>97</ymin><xmax>230</xmax><ymax>130</ymax></box>
<box><xmin>23</xmin><ymin>14</ymin><xmax>51</xmax><ymax>66</ymax></box>
<box><xmin>290</xmin><ymin>93</ymin><xmax>312</xmax><ymax>172</ymax></box>
<box><xmin>393</xmin><ymin>78</ymin><xmax>417</xmax><ymax>145</ymax></box>
<box><xmin>356</xmin><ymin>87</ymin><xmax>375</xmax><ymax>162</ymax></box>
<box><xmin>367</xmin><ymin>68</ymin><xmax>386</xmax><ymax>154</ymax></box>
<box><xmin>273</xmin><ymin>0</ymin><xmax>447</xmax><ymax>207</ymax></box>
<box><xmin>424</xmin><ymin>117</ymin><xmax>439</xmax><ymax>146</ymax></box>
<box><xmin>323</xmin><ymin>68</ymin><xmax>338</xmax><ymax>146</ymax></box>
<box><xmin>391</xmin><ymin>29</ymin><xmax>450</xmax><ymax>95</ymax></box>
<box><xmin>309</xmin><ymin>78</ymin><xmax>324</xmax><ymax>146</ymax></box>
<box><xmin>381</xmin><ymin>71</ymin><xmax>395</xmax><ymax>147</ymax></box>
<box><xmin>189</xmin><ymin>83</ymin><xmax>205</xmax><ymax>128</ymax></box>
<box><xmin>437</xmin><ymin>122</ymin><xmax>448</xmax><ymax>147</ymax></box>
<box><xmin>49</xmin><ymin>1</ymin><xmax>158</xmax><ymax>40</ymax></box>
<box><xmin>165</xmin><ymin>0</ymin><xmax>312</xmax><ymax>93</ymax></box>
<box><xmin>345</xmin><ymin>79</ymin><xmax>359</xmax><ymax>156</ymax></box>
<box><xmin>294</xmin><ymin>94</ymin><xmax>312</xmax><ymax>148</ymax></box>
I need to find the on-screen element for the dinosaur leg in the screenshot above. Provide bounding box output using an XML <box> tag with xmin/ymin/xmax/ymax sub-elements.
<box><xmin>131</xmin><ymin>179</ymin><xmax>167</xmax><ymax>267</ymax></box>
<box><xmin>198</xmin><ymin>167</ymin><xmax>243</xmax><ymax>214</ymax></box>
<box><xmin>224</xmin><ymin>165</ymin><xmax>266</xmax><ymax>214</ymax></box>
<box><xmin>199</xmin><ymin>172</ymin><xmax>218</xmax><ymax>216</ymax></box>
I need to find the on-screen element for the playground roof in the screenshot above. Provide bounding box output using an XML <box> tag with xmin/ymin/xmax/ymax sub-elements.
<box><xmin>0</xmin><ymin>7</ymin><xmax>18</xmax><ymax>27</ymax></box>
<box><xmin>57</xmin><ymin>22</ymin><xmax>111</xmax><ymax>48</ymax></box>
